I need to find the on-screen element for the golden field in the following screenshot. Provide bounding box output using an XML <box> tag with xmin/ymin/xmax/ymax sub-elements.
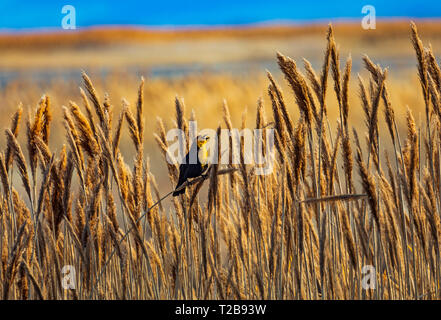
<box><xmin>0</xmin><ymin>20</ymin><xmax>441</xmax><ymax>299</ymax></box>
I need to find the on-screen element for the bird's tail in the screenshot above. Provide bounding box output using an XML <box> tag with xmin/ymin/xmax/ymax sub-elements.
<box><xmin>172</xmin><ymin>188</ymin><xmax>185</xmax><ymax>197</ymax></box>
<box><xmin>173</xmin><ymin>177</ymin><xmax>185</xmax><ymax>197</ymax></box>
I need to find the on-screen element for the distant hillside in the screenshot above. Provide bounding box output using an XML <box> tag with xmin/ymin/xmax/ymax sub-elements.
<box><xmin>1</xmin><ymin>19</ymin><xmax>441</xmax><ymax>49</ymax></box>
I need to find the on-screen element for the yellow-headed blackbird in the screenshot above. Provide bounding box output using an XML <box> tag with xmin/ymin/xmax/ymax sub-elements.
<box><xmin>173</xmin><ymin>135</ymin><xmax>210</xmax><ymax>196</ymax></box>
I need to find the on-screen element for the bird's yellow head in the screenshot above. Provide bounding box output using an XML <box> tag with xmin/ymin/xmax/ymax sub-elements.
<box><xmin>197</xmin><ymin>135</ymin><xmax>210</xmax><ymax>148</ymax></box>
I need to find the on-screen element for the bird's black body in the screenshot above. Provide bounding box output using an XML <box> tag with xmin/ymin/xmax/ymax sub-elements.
<box><xmin>173</xmin><ymin>138</ymin><xmax>209</xmax><ymax>196</ymax></box>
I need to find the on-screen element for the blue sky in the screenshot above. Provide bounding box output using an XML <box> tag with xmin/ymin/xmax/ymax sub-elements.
<box><xmin>0</xmin><ymin>0</ymin><xmax>440</xmax><ymax>30</ymax></box>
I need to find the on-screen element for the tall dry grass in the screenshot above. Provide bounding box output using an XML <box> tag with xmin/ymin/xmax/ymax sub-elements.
<box><xmin>1</xmin><ymin>22</ymin><xmax>441</xmax><ymax>300</ymax></box>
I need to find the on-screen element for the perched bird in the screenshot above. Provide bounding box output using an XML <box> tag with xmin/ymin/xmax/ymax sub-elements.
<box><xmin>173</xmin><ymin>134</ymin><xmax>210</xmax><ymax>196</ymax></box>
